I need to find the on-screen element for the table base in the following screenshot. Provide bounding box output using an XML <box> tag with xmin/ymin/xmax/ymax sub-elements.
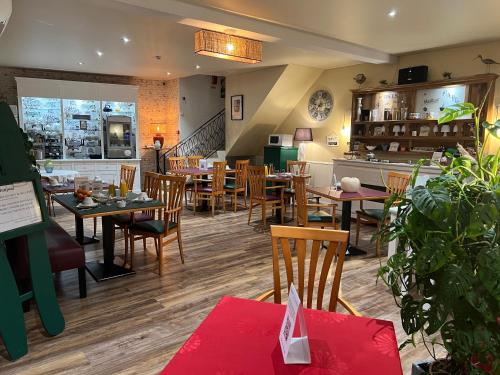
<box><xmin>74</xmin><ymin>236</ymin><xmax>99</xmax><ymax>246</ymax></box>
<box><xmin>85</xmin><ymin>261</ymin><xmax>135</xmax><ymax>282</ymax></box>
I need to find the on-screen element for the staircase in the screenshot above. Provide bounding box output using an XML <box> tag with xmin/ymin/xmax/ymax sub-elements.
<box><xmin>159</xmin><ymin>109</ymin><xmax>225</xmax><ymax>173</ymax></box>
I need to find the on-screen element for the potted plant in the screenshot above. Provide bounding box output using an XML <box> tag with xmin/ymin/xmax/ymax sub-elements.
<box><xmin>377</xmin><ymin>93</ymin><xmax>500</xmax><ymax>374</ymax></box>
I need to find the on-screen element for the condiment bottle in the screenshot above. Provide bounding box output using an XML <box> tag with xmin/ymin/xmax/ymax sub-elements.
<box><xmin>119</xmin><ymin>179</ymin><xmax>128</xmax><ymax>197</ymax></box>
<box><xmin>108</xmin><ymin>180</ymin><xmax>116</xmax><ymax>197</ymax></box>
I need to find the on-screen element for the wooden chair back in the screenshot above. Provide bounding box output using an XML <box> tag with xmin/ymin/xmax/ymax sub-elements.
<box><xmin>270</xmin><ymin>225</ymin><xmax>349</xmax><ymax>312</ymax></box>
<box><xmin>120</xmin><ymin>164</ymin><xmax>136</xmax><ymax>190</ymax></box>
<box><xmin>386</xmin><ymin>171</ymin><xmax>411</xmax><ymax>195</ymax></box>
<box><xmin>187</xmin><ymin>155</ymin><xmax>203</xmax><ymax>168</ymax></box>
<box><xmin>159</xmin><ymin>174</ymin><xmax>186</xmax><ymax>231</ymax></box>
<box><xmin>287</xmin><ymin>160</ymin><xmax>307</xmax><ymax>175</ymax></box>
<box><xmin>168</xmin><ymin>156</ymin><xmax>187</xmax><ymax>171</ymax></box>
<box><xmin>248</xmin><ymin>166</ymin><xmax>266</xmax><ymax>199</ymax></box>
<box><xmin>235</xmin><ymin>160</ymin><xmax>249</xmax><ymax>189</ymax></box>
<box><xmin>142</xmin><ymin>172</ymin><xmax>161</xmax><ymax>218</ymax></box>
<box><xmin>292</xmin><ymin>175</ymin><xmax>308</xmax><ymax>226</ymax></box>
<box><xmin>211</xmin><ymin>161</ymin><xmax>227</xmax><ymax>193</ymax></box>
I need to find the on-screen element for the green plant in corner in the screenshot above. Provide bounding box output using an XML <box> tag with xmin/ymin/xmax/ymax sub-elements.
<box><xmin>377</xmin><ymin>89</ymin><xmax>500</xmax><ymax>374</ymax></box>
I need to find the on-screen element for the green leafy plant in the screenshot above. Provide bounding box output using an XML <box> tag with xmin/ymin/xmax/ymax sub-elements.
<box><xmin>377</xmin><ymin>93</ymin><xmax>500</xmax><ymax>374</ymax></box>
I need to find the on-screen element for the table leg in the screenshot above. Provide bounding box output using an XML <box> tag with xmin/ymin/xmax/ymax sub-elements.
<box><xmin>185</xmin><ymin>174</ymin><xmax>210</xmax><ymax>212</ymax></box>
<box><xmin>340</xmin><ymin>200</ymin><xmax>366</xmax><ymax>256</ymax></box>
<box><xmin>85</xmin><ymin>216</ymin><xmax>135</xmax><ymax>282</ymax></box>
<box><xmin>74</xmin><ymin>215</ymin><xmax>99</xmax><ymax>245</ymax></box>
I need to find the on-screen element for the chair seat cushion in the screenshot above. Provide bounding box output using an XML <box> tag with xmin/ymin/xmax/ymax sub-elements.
<box><xmin>360</xmin><ymin>208</ymin><xmax>385</xmax><ymax>220</ymax></box>
<box><xmin>195</xmin><ymin>186</ymin><xmax>214</xmax><ymax>193</ymax></box>
<box><xmin>111</xmin><ymin>212</ymin><xmax>154</xmax><ymax>225</ymax></box>
<box><xmin>130</xmin><ymin>220</ymin><xmax>177</xmax><ymax>234</ymax></box>
<box><xmin>224</xmin><ymin>183</ymin><xmax>236</xmax><ymax>190</ymax></box>
<box><xmin>308</xmin><ymin>210</ymin><xmax>334</xmax><ymax>223</ymax></box>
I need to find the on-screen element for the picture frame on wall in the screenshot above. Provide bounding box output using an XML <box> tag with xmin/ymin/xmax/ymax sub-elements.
<box><xmin>231</xmin><ymin>95</ymin><xmax>243</xmax><ymax>120</ymax></box>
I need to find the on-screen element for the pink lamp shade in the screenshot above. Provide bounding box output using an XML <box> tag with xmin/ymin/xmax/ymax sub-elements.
<box><xmin>294</xmin><ymin>128</ymin><xmax>313</xmax><ymax>142</ymax></box>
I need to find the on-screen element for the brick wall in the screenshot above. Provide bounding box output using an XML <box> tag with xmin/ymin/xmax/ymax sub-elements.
<box><xmin>0</xmin><ymin>66</ymin><xmax>180</xmax><ymax>181</ymax></box>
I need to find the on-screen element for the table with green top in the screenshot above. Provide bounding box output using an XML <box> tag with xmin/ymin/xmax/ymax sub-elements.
<box><xmin>52</xmin><ymin>193</ymin><xmax>163</xmax><ymax>281</ymax></box>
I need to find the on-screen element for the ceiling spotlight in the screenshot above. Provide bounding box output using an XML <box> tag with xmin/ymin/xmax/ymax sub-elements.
<box><xmin>167</xmin><ymin>72</ymin><xmax>171</xmax><ymax>76</ymax></box>
<box><xmin>96</xmin><ymin>50</ymin><xmax>103</xmax><ymax>57</ymax></box>
<box><xmin>387</xmin><ymin>9</ymin><xmax>397</xmax><ymax>17</ymax></box>
<box><xmin>226</xmin><ymin>43</ymin><xmax>234</xmax><ymax>52</ymax></box>
<box><xmin>122</xmin><ymin>36</ymin><xmax>130</xmax><ymax>44</ymax></box>
<box><xmin>195</xmin><ymin>65</ymin><xmax>200</xmax><ymax>69</ymax></box>
<box><xmin>78</xmin><ymin>62</ymin><xmax>83</xmax><ymax>65</ymax></box>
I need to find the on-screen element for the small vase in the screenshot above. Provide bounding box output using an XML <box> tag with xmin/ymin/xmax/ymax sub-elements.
<box><xmin>44</xmin><ymin>160</ymin><xmax>54</xmax><ymax>173</ymax></box>
<box><xmin>356</xmin><ymin>97</ymin><xmax>363</xmax><ymax>121</ymax></box>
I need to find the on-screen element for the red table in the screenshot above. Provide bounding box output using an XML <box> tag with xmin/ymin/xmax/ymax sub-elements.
<box><xmin>161</xmin><ymin>296</ymin><xmax>402</xmax><ymax>374</ymax></box>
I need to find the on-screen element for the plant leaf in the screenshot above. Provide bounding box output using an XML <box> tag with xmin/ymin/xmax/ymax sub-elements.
<box><xmin>438</xmin><ymin>103</ymin><xmax>476</xmax><ymax>124</ymax></box>
<box><xmin>412</xmin><ymin>185</ymin><xmax>451</xmax><ymax>223</ymax></box>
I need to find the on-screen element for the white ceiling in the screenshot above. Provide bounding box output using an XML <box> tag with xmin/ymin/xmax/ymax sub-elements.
<box><xmin>0</xmin><ymin>0</ymin><xmax>499</xmax><ymax>79</ymax></box>
<box><xmin>181</xmin><ymin>0</ymin><xmax>500</xmax><ymax>54</ymax></box>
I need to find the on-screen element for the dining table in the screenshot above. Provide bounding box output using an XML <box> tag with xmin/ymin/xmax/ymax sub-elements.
<box><xmin>306</xmin><ymin>186</ymin><xmax>390</xmax><ymax>255</ymax></box>
<box><xmin>161</xmin><ymin>296</ymin><xmax>402</xmax><ymax>374</ymax></box>
<box><xmin>52</xmin><ymin>192</ymin><xmax>163</xmax><ymax>281</ymax></box>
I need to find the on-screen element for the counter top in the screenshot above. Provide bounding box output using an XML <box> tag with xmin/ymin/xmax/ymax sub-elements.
<box><xmin>333</xmin><ymin>158</ymin><xmax>440</xmax><ymax>170</ymax></box>
<box><xmin>36</xmin><ymin>158</ymin><xmax>141</xmax><ymax>162</ymax></box>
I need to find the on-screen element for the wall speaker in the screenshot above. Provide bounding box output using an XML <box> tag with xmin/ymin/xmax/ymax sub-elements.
<box><xmin>398</xmin><ymin>65</ymin><xmax>428</xmax><ymax>85</ymax></box>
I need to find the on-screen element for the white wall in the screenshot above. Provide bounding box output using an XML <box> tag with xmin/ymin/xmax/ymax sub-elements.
<box><xmin>179</xmin><ymin>75</ymin><xmax>224</xmax><ymax>139</ymax></box>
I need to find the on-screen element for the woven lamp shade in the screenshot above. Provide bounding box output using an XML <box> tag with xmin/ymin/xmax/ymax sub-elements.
<box><xmin>194</xmin><ymin>30</ymin><xmax>262</xmax><ymax>64</ymax></box>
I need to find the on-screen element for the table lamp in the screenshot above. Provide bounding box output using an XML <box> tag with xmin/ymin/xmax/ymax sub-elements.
<box><xmin>152</xmin><ymin>123</ymin><xmax>164</xmax><ymax>148</ymax></box>
<box><xmin>294</xmin><ymin>128</ymin><xmax>313</xmax><ymax>161</ymax></box>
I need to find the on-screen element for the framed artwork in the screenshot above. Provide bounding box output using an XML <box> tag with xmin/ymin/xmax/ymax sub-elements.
<box><xmin>231</xmin><ymin>95</ymin><xmax>243</xmax><ymax>120</ymax></box>
<box><xmin>415</xmin><ymin>85</ymin><xmax>469</xmax><ymax>118</ymax></box>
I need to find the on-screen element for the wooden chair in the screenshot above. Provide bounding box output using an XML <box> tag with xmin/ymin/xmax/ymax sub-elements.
<box><xmin>247</xmin><ymin>166</ymin><xmax>285</xmax><ymax>227</ymax></box>
<box><xmin>293</xmin><ymin>175</ymin><xmax>338</xmax><ymax>229</ymax></box>
<box><xmin>168</xmin><ymin>156</ymin><xmax>187</xmax><ymax>171</ymax></box>
<box><xmin>284</xmin><ymin>160</ymin><xmax>308</xmax><ymax>220</ymax></box>
<box><xmin>355</xmin><ymin>171</ymin><xmax>411</xmax><ymax>256</ymax></box>
<box><xmin>286</xmin><ymin>160</ymin><xmax>307</xmax><ymax>175</ymax></box>
<box><xmin>129</xmin><ymin>174</ymin><xmax>186</xmax><ymax>275</ymax></box>
<box><xmin>187</xmin><ymin>155</ymin><xmax>203</xmax><ymax>168</ymax></box>
<box><xmin>257</xmin><ymin>225</ymin><xmax>361</xmax><ymax>315</ymax></box>
<box><xmin>224</xmin><ymin>159</ymin><xmax>249</xmax><ymax>212</ymax></box>
<box><xmin>193</xmin><ymin>161</ymin><xmax>226</xmax><ymax>217</ymax></box>
<box><xmin>114</xmin><ymin>172</ymin><xmax>161</xmax><ymax>267</ymax></box>
<box><xmin>94</xmin><ymin>164</ymin><xmax>136</xmax><ymax>237</ymax></box>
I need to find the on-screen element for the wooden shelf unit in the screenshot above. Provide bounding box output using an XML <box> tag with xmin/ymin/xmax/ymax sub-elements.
<box><xmin>349</xmin><ymin>73</ymin><xmax>498</xmax><ymax>159</ymax></box>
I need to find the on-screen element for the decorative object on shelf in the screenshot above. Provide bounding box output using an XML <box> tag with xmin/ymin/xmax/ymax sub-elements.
<box><xmin>353</xmin><ymin>73</ymin><xmax>366</xmax><ymax>86</ymax></box>
<box><xmin>154</xmin><ymin>140</ymin><xmax>162</xmax><ymax>151</ymax></box>
<box><xmin>441</xmin><ymin>124</ymin><xmax>450</xmax><ymax>136</ymax></box>
<box><xmin>365</xmin><ymin>145</ymin><xmax>376</xmax><ymax>151</ymax></box>
<box><xmin>366</xmin><ymin>151</ymin><xmax>375</xmax><ymax>160</ymax></box>
<box><xmin>360</xmin><ymin>109</ymin><xmax>371</xmax><ymax>121</ymax></box>
<box><xmin>43</xmin><ymin>159</ymin><xmax>54</xmax><ymax>173</ymax></box>
<box><xmin>151</xmin><ymin>123</ymin><xmax>164</xmax><ymax>148</ymax></box>
<box><xmin>433</xmin><ymin>124</ymin><xmax>439</xmax><ymax>134</ymax></box>
<box><xmin>340</xmin><ymin>177</ymin><xmax>360</xmax><ymax>193</ymax></box>
<box><xmin>294</xmin><ymin>128</ymin><xmax>313</xmax><ymax>161</ymax></box>
<box><xmin>442</xmin><ymin>71</ymin><xmax>452</xmax><ymax>79</ymax></box>
<box><xmin>231</xmin><ymin>95</ymin><xmax>244</xmax><ymax>120</ymax></box>
<box><xmin>308</xmin><ymin>90</ymin><xmax>333</xmax><ymax>121</ymax></box>
<box><xmin>452</xmin><ymin>124</ymin><xmax>458</xmax><ymax>134</ymax></box>
<box><xmin>378</xmin><ymin>79</ymin><xmax>388</xmax><ymax>86</ymax></box>
<box><xmin>475</xmin><ymin>54</ymin><xmax>500</xmax><ymax>72</ymax></box>
<box><xmin>393</xmin><ymin>125</ymin><xmax>401</xmax><ymax>136</ymax></box>
<box><xmin>388</xmin><ymin>142</ymin><xmax>399</xmax><ymax>152</ymax></box>
<box><xmin>408</xmin><ymin>112</ymin><xmax>421</xmax><ymax>120</ymax></box>
<box><xmin>419</xmin><ymin>125</ymin><xmax>431</xmax><ymax>136</ymax></box>
<box><xmin>355</xmin><ymin>97</ymin><xmax>363</xmax><ymax>121</ymax></box>
<box><xmin>194</xmin><ymin>29</ymin><xmax>262</xmax><ymax>64</ymax></box>
<box><xmin>373</xmin><ymin>126</ymin><xmax>385</xmax><ymax>136</ymax></box>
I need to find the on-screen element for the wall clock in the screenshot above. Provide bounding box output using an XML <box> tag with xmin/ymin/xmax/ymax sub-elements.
<box><xmin>308</xmin><ymin>90</ymin><xmax>333</xmax><ymax>121</ymax></box>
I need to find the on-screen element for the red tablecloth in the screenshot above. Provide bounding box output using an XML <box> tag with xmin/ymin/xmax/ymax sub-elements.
<box><xmin>161</xmin><ymin>296</ymin><xmax>402</xmax><ymax>374</ymax></box>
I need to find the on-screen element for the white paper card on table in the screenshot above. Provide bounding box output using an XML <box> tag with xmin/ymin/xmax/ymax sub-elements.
<box><xmin>199</xmin><ymin>159</ymin><xmax>207</xmax><ymax>170</ymax></box>
<box><xmin>278</xmin><ymin>283</ymin><xmax>311</xmax><ymax>364</ymax></box>
<box><xmin>0</xmin><ymin>182</ymin><xmax>42</xmax><ymax>233</ymax></box>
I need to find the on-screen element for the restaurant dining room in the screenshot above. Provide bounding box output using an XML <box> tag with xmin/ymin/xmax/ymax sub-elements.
<box><xmin>0</xmin><ymin>0</ymin><xmax>499</xmax><ymax>374</ymax></box>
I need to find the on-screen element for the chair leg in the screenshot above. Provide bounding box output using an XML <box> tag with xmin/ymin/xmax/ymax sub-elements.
<box><xmin>193</xmin><ymin>193</ymin><xmax>197</xmax><ymax>215</ymax></box>
<box><xmin>280</xmin><ymin>201</ymin><xmax>284</xmax><ymax>224</ymax></box>
<box><xmin>143</xmin><ymin>238</ymin><xmax>147</xmax><ymax>250</ymax></box>
<box><xmin>211</xmin><ymin>195</ymin><xmax>215</xmax><ymax>217</ymax></box>
<box><xmin>78</xmin><ymin>267</ymin><xmax>87</xmax><ymax>298</ymax></box>
<box><xmin>233</xmin><ymin>192</ymin><xmax>237</xmax><ymax>212</ymax></box>
<box><xmin>93</xmin><ymin>217</ymin><xmax>97</xmax><ymax>237</ymax></box>
<box><xmin>262</xmin><ymin>201</ymin><xmax>267</xmax><ymax>227</ymax></box>
<box><xmin>244</xmin><ymin>191</ymin><xmax>247</xmax><ymax>208</ymax></box>
<box><xmin>355</xmin><ymin>213</ymin><xmax>361</xmax><ymax>246</ymax></box>
<box><xmin>248</xmin><ymin>201</ymin><xmax>253</xmax><ymax>224</ymax></box>
<box><xmin>222</xmin><ymin>193</ymin><xmax>226</xmax><ymax>212</ymax></box>
<box><xmin>376</xmin><ymin>221</ymin><xmax>381</xmax><ymax>257</ymax></box>
<box><xmin>291</xmin><ymin>196</ymin><xmax>295</xmax><ymax>220</ymax></box>
<box><xmin>177</xmin><ymin>227</ymin><xmax>185</xmax><ymax>264</ymax></box>
<box><xmin>124</xmin><ymin>228</ymin><xmax>130</xmax><ymax>267</ymax></box>
<box><xmin>158</xmin><ymin>235</ymin><xmax>164</xmax><ymax>276</ymax></box>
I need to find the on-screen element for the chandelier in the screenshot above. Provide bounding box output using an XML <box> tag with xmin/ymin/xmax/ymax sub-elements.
<box><xmin>194</xmin><ymin>30</ymin><xmax>262</xmax><ymax>64</ymax></box>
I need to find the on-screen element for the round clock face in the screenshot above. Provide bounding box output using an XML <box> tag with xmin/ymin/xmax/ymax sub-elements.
<box><xmin>308</xmin><ymin>90</ymin><xmax>333</xmax><ymax>121</ymax></box>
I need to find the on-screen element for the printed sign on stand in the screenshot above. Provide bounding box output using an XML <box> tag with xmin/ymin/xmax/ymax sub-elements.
<box><xmin>278</xmin><ymin>283</ymin><xmax>311</xmax><ymax>364</ymax></box>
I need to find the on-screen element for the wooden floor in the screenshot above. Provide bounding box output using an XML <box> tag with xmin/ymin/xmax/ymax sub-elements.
<box><xmin>0</xmin><ymin>201</ymin><xmax>436</xmax><ymax>374</ymax></box>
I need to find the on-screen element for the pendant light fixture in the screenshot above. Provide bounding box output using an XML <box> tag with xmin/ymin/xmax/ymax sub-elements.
<box><xmin>194</xmin><ymin>29</ymin><xmax>262</xmax><ymax>64</ymax></box>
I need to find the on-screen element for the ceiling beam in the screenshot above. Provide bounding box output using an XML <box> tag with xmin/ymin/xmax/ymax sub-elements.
<box><xmin>114</xmin><ymin>0</ymin><xmax>396</xmax><ymax>64</ymax></box>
